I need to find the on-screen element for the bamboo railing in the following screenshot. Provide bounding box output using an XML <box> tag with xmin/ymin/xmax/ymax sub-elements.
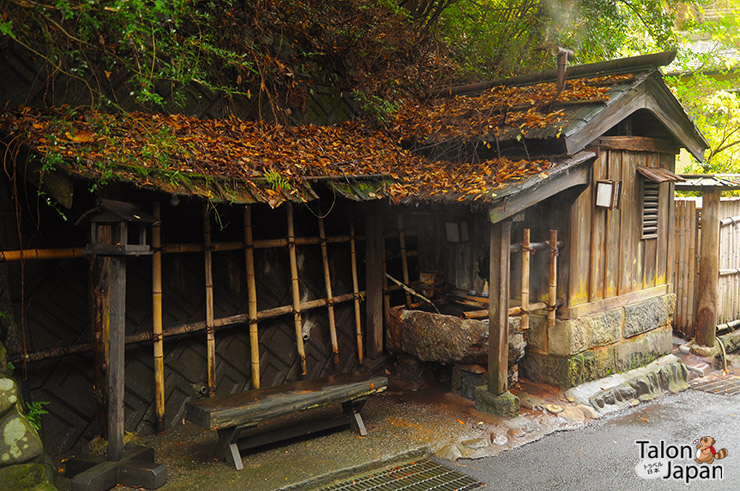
<box><xmin>2</xmin><ymin>208</ymin><xmax>425</xmax><ymax>425</ymax></box>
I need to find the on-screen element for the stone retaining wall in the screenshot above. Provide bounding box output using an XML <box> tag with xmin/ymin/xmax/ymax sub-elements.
<box><xmin>521</xmin><ymin>294</ymin><xmax>675</xmax><ymax>388</ymax></box>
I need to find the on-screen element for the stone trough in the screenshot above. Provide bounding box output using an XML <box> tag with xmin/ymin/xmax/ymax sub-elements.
<box><xmin>387</xmin><ymin>305</ymin><xmax>525</xmax><ymax>397</ymax></box>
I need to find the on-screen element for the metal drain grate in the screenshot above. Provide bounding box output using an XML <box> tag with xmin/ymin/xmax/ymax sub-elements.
<box><xmin>690</xmin><ymin>376</ymin><xmax>740</xmax><ymax>396</ymax></box>
<box><xmin>321</xmin><ymin>459</ymin><xmax>484</xmax><ymax>490</ymax></box>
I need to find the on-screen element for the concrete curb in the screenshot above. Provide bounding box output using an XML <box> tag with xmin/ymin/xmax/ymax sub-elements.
<box><xmin>565</xmin><ymin>354</ymin><xmax>690</xmax><ymax>415</ymax></box>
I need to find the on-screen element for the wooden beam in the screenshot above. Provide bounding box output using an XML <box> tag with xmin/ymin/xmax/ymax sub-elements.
<box><xmin>558</xmin><ymin>284</ymin><xmax>669</xmax><ymax>320</ymax></box>
<box><xmin>696</xmin><ymin>188</ymin><xmax>721</xmax><ymax>347</ymax></box>
<box><xmin>588</xmin><ymin>136</ymin><xmax>680</xmax><ymax>154</ymax></box>
<box><xmin>365</xmin><ymin>215</ymin><xmax>384</xmax><ymax>358</ymax></box>
<box><xmin>488</xmin><ymin>220</ymin><xmax>511</xmax><ymax>395</ymax></box>
<box><xmin>107</xmin><ymin>256</ymin><xmax>127</xmax><ymax>462</ymax></box>
<box><xmin>489</xmin><ymin>160</ymin><xmax>591</xmax><ymax>224</ymax></box>
<box><xmin>89</xmin><ymin>225</ymin><xmax>112</xmax><ymax>439</ymax></box>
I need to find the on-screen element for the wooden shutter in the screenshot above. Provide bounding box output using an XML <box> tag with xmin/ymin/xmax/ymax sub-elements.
<box><xmin>642</xmin><ymin>180</ymin><xmax>659</xmax><ymax>239</ymax></box>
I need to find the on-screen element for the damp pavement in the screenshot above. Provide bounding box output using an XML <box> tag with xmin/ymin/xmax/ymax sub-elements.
<box><xmin>447</xmin><ymin>388</ymin><xmax>740</xmax><ymax>490</ymax></box>
<box><xmin>51</xmin><ymin>353</ymin><xmax>740</xmax><ymax>490</ymax></box>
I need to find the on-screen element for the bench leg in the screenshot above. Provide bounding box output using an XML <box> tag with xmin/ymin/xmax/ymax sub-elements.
<box><xmin>342</xmin><ymin>400</ymin><xmax>367</xmax><ymax>436</ymax></box>
<box><xmin>217</xmin><ymin>427</ymin><xmax>243</xmax><ymax>471</ymax></box>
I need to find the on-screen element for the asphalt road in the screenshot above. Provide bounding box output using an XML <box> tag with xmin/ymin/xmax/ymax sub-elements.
<box><xmin>448</xmin><ymin>388</ymin><xmax>740</xmax><ymax>490</ymax></box>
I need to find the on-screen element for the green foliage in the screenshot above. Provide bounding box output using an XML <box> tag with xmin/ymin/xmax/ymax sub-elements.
<box><xmin>6</xmin><ymin>361</ymin><xmax>14</xmax><ymax>377</ymax></box>
<box><xmin>351</xmin><ymin>90</ymin><xmax>400</xmax><ymax>124</ymax></box>
<box><xmin>666</xmin><ymin>0</ymin><xmax>740</xmax><ymax>171</ymax></box>
<box><xmin>263</xmin><ymin>169</ymin><xmax>292</xmax><ymax>191</ymax></box>
<box><xmin>25</xmin><ymin>401</ymin><xmax>50</xmax><ymax>431</ymax></box>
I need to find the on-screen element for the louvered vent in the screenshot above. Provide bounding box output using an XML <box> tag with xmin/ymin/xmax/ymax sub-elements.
<box><xmin>642</xmin><ymin>180</ymin><xmax>659</xmax><ymax>238</ymax></box>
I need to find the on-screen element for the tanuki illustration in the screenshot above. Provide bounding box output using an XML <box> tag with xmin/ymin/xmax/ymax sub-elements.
<box><xmin>695</xmin><ymin>436</ymin><xmax>728</xmax><ymax>464</ymax></box>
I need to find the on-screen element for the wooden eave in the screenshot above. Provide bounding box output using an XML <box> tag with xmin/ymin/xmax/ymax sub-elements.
<box><xmin>488</xmin><ymin>150</ymin><xmax>595</xmax><ymax>224</ymax></box>
<box><xmin>563</xmin><ymin>72</ymin><xmax>708</xmax><ymax>161</ymax></box>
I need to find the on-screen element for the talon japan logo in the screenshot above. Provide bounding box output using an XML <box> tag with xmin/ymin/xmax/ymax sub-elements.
<box><xmin>635</xmin><ymin>437</ymin><xmax>729</xmax><ymax>484</ymax></box>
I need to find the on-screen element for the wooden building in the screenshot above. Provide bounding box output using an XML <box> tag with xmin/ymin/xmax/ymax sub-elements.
<box><xmin>0</xmin><ymin>50</ymin><xmax>710</xmax><ymax>452</ymax></box>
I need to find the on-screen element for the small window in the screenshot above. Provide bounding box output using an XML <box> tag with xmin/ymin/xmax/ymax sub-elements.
<box><xmin>641</xmin><ymin>180</ymin><xmax>659</xmax><ymax>239</ymax></box>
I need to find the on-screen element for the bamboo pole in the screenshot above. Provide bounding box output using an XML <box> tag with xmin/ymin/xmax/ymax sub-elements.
<box><xmin>397</xmin><ymin>215</ymin><xmax>411</xmax><ymax>307</ymax></box>
<box><xmin>462</xmin><ymin>302</ymin><xmax>548</xmax><ymax>319</ymax></box>
<box><xmin>287</xmin><ymin>203</ymin><xmax>308</xmax><ymax>376</ymax></box>
<box><xmin>11</xmin><ymin>291</ymin><xmax>365</xmax><ymax>364</ymax></box>
<box><xmin>349</xmin><ymin>218</ymin><xmax>364</xmax><ymax>364</ymax></box>
<box><xmin>0</xmin><ymin>231</ymin><xmax>422</xmax><ymax>263</ymax></box>
<box><xmin>244</xmin><ymin>205</ymin><xmax>261</xmax><ymax>389</ymax></box>
<box><xmin>0</xmin><ymin>248</ymin><xmax>86</xmax><ymax>261</ymax></box>
<box><xmin>203</xmin><ymin>204</ymin><xmax>216</xmax><ymax>397</ymax></box>
<box><xmin>151</xmin><ymin>202</ymin><xmax>165</xmax><ymax>433</ymax></box>
<box><xmin>548</xmin><ymin>229</ymin><xmax>558</xmax><ymax>334</ymax></box>
<box><xmin>318</xmin><ymin>212</ymin><xmax>340</xmax><ymax>366</ymax></box>
<box><xmin>521</xmin><ymin>228</ymin><xmax>530</xmax><ymax>331</ymax></box>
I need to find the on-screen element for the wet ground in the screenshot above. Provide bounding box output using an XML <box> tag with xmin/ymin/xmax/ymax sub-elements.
<box><xmin>51</xmin><ymin>348</ymin><xmax>736</xmax><ymax>490</ymax></box>
<box><xmin>450</xmin><ymin>384</ymin><xmax>740</xmax><ymax>490</ymax></box>
<box><xmin>51</xmin><ymin>376</ymin><xmax>588</xmax><ymax>490</ymax></box>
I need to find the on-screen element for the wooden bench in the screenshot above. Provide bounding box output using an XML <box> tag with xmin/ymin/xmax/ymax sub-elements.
<box><xmin>185</xmin><ymin>372</ymin><xmax>387</xmax><ymax>470</ymax></box>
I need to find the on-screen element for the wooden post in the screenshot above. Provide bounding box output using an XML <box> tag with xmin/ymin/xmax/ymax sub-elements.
<box><xmin>488</xmin><ymin>220</ymin><xmax>511</xmax><ymax>395</ymax></box>
<box><xmin>203</xmin><ymin>204</ymin><xmax>216</xmax><ymax>396</ymax></box>
<box><xmin>287</xmin><ymin>203</ymin><xmax>308</xmax><ymax>376</ymax></box>
<box><xmin>349</xmin><ymin>218</ymin><xmax>364</xmax><ymax>364</ymax></box>
<box><xmin>107</xmin><ymin>255</ymin><xmax>126</xmax><ymax>462</ymax></box>
<box><xmin>397</xmin><ymin>215</ymin><xmax>412</xmax><ymax>306</ymax></box>
<box><xmin>89</xmin><ymin>225</ymin><xmax>112</xmax><ymax>439</ymax></box>
<box><xmin>521</xmin><ymin>228</ymin><xmax>530</xmax><ymax>331</ymax></box>
<box><xmin>318</xmin><ymin>214</ymin><xmax>340</xmax><ymax>365</ymax></box>
<box><xmin>696</xmin><ymin>188</ymin><xmax>721</xmax><ymax>347</ymax></box>
<box><xmin>244</xmin><ymin>205</ymin><xmax>260</xmax><ymax>389</ymax></box>
<box><xmin>548</xmin><ymin>229</ymin><xmax>558</xmax><ymax>336</ymax></box>
<box><xmin>151</xmin><ymin>202</ymin><xmax>165</xmax><ymax>433</ymax></box>
<box><xmin>365</xmin><ymin>214</ymin><xmax>384</xmax><ymax>358</ymax></box>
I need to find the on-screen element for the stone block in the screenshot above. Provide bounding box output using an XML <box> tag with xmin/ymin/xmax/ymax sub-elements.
<box><xmin>452</xmin><ymin>364</ymin><xmax>487</xmax><ymax>400</ymax></box>
<box><xmin>624</xmin><ymin>295</ymin><xmax>670</xmax><ymax>338</ymax></box>
<box><xmin>614</xmin><ymin>325</ymin><xmax>672</xmax><ymax>372</ymax></box>
<box><xmin>0</xmin><ymin>460</ymin><xmax>55</xmax><ymax>491</ymax></box>
<box><xmin>548</xmin><ymin>309</ymin><xmax>622</xmax><ymax>356</ymax></box>
<box><xmin>0</xmin><ymin>408</ymin><xmax>43</xmax><ymax>465</ymax></box>
<box><xmin>526</xmin><ymin>315</ymin><xmax>547</xmax><ymax>351</ymax></box>
<box><xmin>521</xmin><ymin>346</ymin><xmax>615</xmax><ymax>389</ymax></box>
<box><xmin>0</xmin><ymin>378</ymin><xmax>19</xmax><ymax>418</ymax></box>
<box><xmin>473</xmin><ymin>387</ymin><xmax>519</xmax><ymax>419</ymax></box>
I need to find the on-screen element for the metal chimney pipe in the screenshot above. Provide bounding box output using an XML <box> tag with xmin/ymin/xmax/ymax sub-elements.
<box><xmin>552</xmin><ymin>47</ymin><xmax>574</xmax><ymax>94</ymax></box>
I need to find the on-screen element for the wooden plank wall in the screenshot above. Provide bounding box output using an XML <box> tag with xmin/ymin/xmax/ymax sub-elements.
<box><xmin>568</xmin><ymin>149</ymin><xmax>673</xmax><ymax>307</ymax></box>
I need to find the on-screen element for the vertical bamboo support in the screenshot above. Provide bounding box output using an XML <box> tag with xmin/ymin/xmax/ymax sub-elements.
<box><xmin>548</xmin><ymin>229</ymin><xmax>558</xmax><ymax>336</ymax></box>
<box><xmin>244</xmin><ymin>205</ymin><xmax>261</xmax><ymax>389</ymax></box>
<box><xmin>151</xmin><ymin>202</ymin><xmax>165</xmax><ymax>432</ymax></box>
<box><xmin>318</xmin><ymin>214</ymin><xmax>340</xmax><ymax>366</ymax></box>
<box><xmin>349</xmin><ymin>218</ymin><xmax>364</xmax><ymax>364</ymax></box>
<box><xmin>521</xmin><ymin>228</ymin><xmax>530</xmax><ymax>331</ymax></box>
<box><xmin>203</xmin><ymin>204</ymin><xmax>216</xmax><ymax>397</ymax></box>
<box><xmin>397</xmin><ymin>215</ymin><xmax>411</xmax><ymax>306</ymax></box>
<box><xmin>382</xmin><ymin>247</ymin><xmax>391</xmax><ymax>326</ymax></box>
<box><xmin>287</xmin><ymin>203</ymin><xmax>308</xmax><ymax>376</ymax></box>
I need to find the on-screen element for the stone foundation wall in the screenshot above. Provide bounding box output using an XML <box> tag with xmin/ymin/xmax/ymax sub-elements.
<box><xmin>521</xmin><ymin>294</ymin><xmax>675</xmax><ymax>388</ymax></box>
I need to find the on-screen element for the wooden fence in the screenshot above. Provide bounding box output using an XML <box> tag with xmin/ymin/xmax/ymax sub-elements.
<box><xmin>673</xmin><ymin>197</ymin><xmax>740</xmax><ymax>337</ymax></box>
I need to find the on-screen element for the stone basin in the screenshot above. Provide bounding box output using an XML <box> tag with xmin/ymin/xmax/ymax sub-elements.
<box><xmin>387</xmin><ymin>305</ymin><xmax>525</xmax><ymax>366</ymax></box>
